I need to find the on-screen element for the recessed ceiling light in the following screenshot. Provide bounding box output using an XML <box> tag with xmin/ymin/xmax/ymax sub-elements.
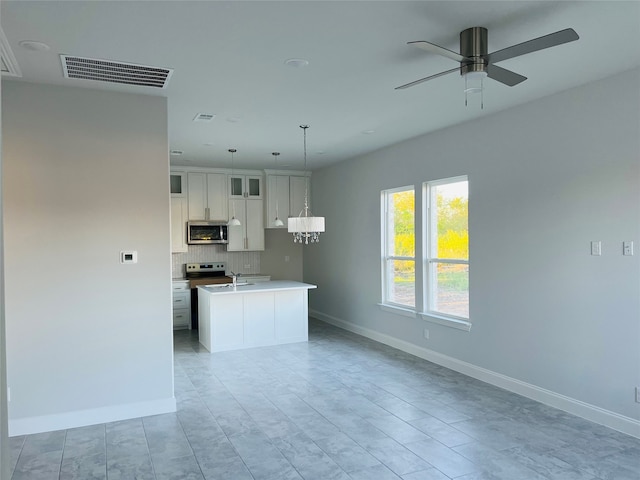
<box><xmin>19</xmin><ymin>40</ymin><xmax>50</xmax><ymax>52</ymax></box>
<box><xmin>226</xmin><ymin>116</ymin><xmax>241</xmax><ymax>123</ymax></box>
<box><xmin>203</xmin><ymin>142</ymin><xmax>215</xmax><ymax>147</ymax></box>
<box><xmin>315</xmin><ymin>150</ymin><xmax>326</xmax><ymax>155</ymax></box>
<box><xmin>361</xmin><ymin>130</ymin><xmax>375</xmax><ymax>135</ymax></box>
<box><xmin>170</xmin><ymin>150</ymin><xmax>183</xmax><ymax>156</ymax></box>
<box><xmin>284</xmin><ymin>58</ymin><xmax>309</xmax><ymax>68</ymax></box>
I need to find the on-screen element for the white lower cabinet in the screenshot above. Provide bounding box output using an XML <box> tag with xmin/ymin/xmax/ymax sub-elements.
<box><xmin>172</xmin><ymin>280</ymin><xmax>191</xmax><ymax>329</ymax></box>
<box><xmin>198</xmin><ymin>282</ymin><xmax>312</xmax><ymax>352</ymax></box>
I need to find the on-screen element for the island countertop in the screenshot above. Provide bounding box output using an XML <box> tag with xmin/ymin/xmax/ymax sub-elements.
<box><xmin>197</xmin><ymin>280</ymin><xmax>317</xmax><ymax>296</ymax></box>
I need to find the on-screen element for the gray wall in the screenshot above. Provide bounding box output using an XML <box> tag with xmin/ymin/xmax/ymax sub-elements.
<box><xmin>262</xmin><ymin>229</ymin><xmax>304</xmax><ymax>281</ymax></box>
<box><xmin>306</xmin><ymin>69</ymin><xmax>640</xmax><ymax>430</ymax></box>
<box><xmin>2</xmin><ymin>82</ymin><xmax>175</xmax><ymax>435</ymax></box>
<box><xmin>1</xmin><ymin>68</ymin><xmax>10</xmax><ymax>479</ymax></box>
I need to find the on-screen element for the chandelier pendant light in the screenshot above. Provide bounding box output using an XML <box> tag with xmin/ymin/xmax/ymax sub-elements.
<box><xmin>288</xmin><ymin>125</ymin><xmax>325</xmax><ymax>244</ymax></box>
<box><xmin>227</xmin><ymin>148</ymin><xmax>241</xmax><ymax>226</ymax></box>
<box><xmin>271</xmin><ymin>152</ymin><xmax>285</xmax><ymax>227</ymax></box>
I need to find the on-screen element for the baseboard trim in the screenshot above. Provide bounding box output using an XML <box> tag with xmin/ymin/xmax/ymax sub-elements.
<box><xmin>309</xmin><ymin>309</ymin><xmax>640</xmax><ymax>439</ymax></box>
<box><xmin>9</xmin><ymin>397</ymin><xmax>176</xmax><ymax>436</ymax></box>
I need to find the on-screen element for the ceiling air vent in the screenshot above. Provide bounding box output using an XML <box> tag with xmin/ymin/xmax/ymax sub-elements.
<box><xmin>0</xmin><ymin>27</ymin><xmax>22</xmax><ymax>77</ymax></box>
<box><xmin>60</xmin><ymin>55</ymin><xmax>173</xmax><ymax>88</ymax></box>
<box><xmin>193</xmin><ymin>113</ymin><xmax>216</xmax><ymax>123</ymax></box>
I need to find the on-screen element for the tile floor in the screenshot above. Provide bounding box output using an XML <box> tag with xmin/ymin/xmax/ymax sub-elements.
<box><xmin>9</xmin><ymin>318</ymin><xmax>640</xmax><ymax>479</ymax></box>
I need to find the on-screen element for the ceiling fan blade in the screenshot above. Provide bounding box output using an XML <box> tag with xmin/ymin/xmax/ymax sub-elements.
<box><xmin>395</xmin><ymin>67</ymin><xmax>459</xmax><ymax>90</ymax></box>
<box><xmin>488</xmin><ymin>28</ymin><xmax>579</xmax><ymax>64</ymax></box>
<box><xmin>486</xmin><ymin>64</ymin><xmax>527</xmax><ymax>86</ymax></box>
<box><xmin>408</xmin><ymin>41</ymin><xmax>469</xmax><ymax>63</ymax></box>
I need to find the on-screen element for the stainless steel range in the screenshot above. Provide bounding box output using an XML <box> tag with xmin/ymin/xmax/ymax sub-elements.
<box><xmin>185</xmin><ymin>262</ymin><xmax>228</xmax><ymax>280</ymax></box>
<box><xmin>185</xmin><ymin>262</ymin><xmax>232</xmax><ymax>329</ymax></box>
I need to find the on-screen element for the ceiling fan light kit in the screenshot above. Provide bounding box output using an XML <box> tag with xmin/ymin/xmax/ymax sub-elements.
<box><xmin>397</xmin><ymin>26</ymin><xmax>579</xmax><ymax>108</ymax></box>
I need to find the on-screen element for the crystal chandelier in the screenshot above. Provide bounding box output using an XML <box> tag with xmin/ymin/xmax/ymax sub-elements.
<box><xmin>288</xmin><ymin>125</ymin><xmax>325</xmax><ymax>244</ymax></box>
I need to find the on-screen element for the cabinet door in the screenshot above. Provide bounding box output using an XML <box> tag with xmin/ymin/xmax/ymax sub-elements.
<box><xmin>229</xmin><ymin>175</ymin><xmax>245</xmax><ymax>198</ymax></box>
<box><xmin>187</xmin><ymin>172</ymin><xmax>207</xmax><ymax>220</ymax></box>
<box><xmin>244</xmin><ymin>292</ymin><xmax>275</xmax><ymax>346</ymax></box>
<box><xmin>211</xmin><ymin>295</ymin><xmax>245</xmax><ymax>351</ymax></box>
<box><xmin>289</xmin><ymin>176</ymin><xmax>310</xmax><ymax>218</ymax></box>
<box><xmin>266</xmin><ymin>175</ymin><xmax>290</xmax><ymax>229</ymax></box>
<box><xmin>245</xmin><ymin>199</ymin><xmax>265</xmax><ymax>251</ymax></box>
<box><xmin>226</xmin><ymin>198</ymin><xmax>247</xmax><ymax>251</ymax></box>
<box><xmin>275</xmin><ymin>290</ymin><xmax>307</xmax><ymax>342</ymax></box>
<box><xmin>170</xmin><ymin>197</ymin><xmax>188</xmax><ymax>253</ymax></box>
<box><xmin>206</xmin><ymin>173</ymin><xmax>228</xmax><ymax>221</ymax></box>
<box><xmin>170</xmin><ymin>172</ymin><xmax>186</xmax><ymax>197</ymax></box>
<box><xmin>246</xmin><ymin>175</ymin><xmax>263</xmax><ymax>199</ymax></box>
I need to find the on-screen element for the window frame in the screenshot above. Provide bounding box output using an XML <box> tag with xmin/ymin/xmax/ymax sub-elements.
<box><xmin>422</xmin><ymin>176</ymin><xmax>470</xmax><ymax>326</ymax></box>
<box><xmin>380</xmin><ymin>185</ymin><xmax>416</xmax><ymax>311</ymax></box>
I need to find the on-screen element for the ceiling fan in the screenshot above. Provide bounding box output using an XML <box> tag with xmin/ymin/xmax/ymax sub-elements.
<box><xmin>396</xmin><ymin>26</ymin><xmax>579</xmax><ymax>91</ymax></box>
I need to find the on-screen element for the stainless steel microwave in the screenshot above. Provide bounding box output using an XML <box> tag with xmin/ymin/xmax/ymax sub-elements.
<box><xmin>187</xmin><ymin>221</ymin><xmax>229</xmax><ymax>244</ymax></box>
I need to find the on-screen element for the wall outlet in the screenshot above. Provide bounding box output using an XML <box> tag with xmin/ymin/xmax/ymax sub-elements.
<box><xmin>590</xmin><ymin>241</ymin><xmax>601</xmax><ymax>256</ymax></box>
<box><xmin>284</xmin><ymin>256</ymin><xmax>290</xmax><ymax>263</ymax></box>
<box><xmin>623</xmin><ymin>241</ymin><xmax>634</xmax><ymax>256</ymax></box>
<box><xmin>423</xmin><ymin>328</ymin><xmax>430</xmax><ymax>340</ymax></box>
<box><xmin>636</xmin><ymin>387</ymin><xmax>640</xmax><ymax>403</ymax></box>
<box><xmin>244</xmin><ymin>264</ymin><xmax>251</xmax><ymax>269</ymax></box>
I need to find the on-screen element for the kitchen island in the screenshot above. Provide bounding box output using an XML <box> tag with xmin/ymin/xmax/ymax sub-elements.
<box><xmin>197</xmin><ymin>281</ymin><xmax>317</xmax><ymax>352</ymax></box>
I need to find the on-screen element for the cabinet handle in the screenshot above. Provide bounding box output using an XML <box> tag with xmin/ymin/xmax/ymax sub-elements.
<box><xmin>175</xmin><ymin>299</ymin><xmax>183</xmax><ymax>303</ymax></box>
<box><xmin>245</xmin><ymin>238</ymin><xmax>248</xmax><ymax>250</ymax></box>
<box><xmin>205</xmin><ymin>207</ymin><xmax>210</xmax><ymax>220</ymax></box>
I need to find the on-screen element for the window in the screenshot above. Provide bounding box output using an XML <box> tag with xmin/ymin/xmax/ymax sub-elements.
<box><xmin>424</xmin><ymin>177</ymin><xmax>469</xmax><ymax>319</ymax></box>
<box><xmin>381</xmin><ymin>186</ymin><xmax>415</xmax><ymax>309</ymax></box>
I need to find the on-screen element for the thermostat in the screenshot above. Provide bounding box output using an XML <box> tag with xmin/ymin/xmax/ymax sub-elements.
<box><xmin>120</xmin><ymin>251</ymin><xmax>138</xmax><ymax>264</ymax></box>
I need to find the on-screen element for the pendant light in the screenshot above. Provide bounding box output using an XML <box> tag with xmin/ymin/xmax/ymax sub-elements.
<box><xmin>287</xmin><ymin>125</ymin><xmax>325</xmax><ymax>244</ymax></box>
<box><xmin>227</xmin><ymin>148</ymin><xmax>241</xmax><ymax>226</ymax></box>
<box><xmin>272</xmin><ymin>152</ymin><xmax>285</xmax><ymax>227</ymax></box>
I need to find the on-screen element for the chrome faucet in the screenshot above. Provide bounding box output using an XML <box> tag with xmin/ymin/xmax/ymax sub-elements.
<box><xmin>229</xmin><ymin>271</ymin><xmax>238</xmax><ymax>286</ymax></box>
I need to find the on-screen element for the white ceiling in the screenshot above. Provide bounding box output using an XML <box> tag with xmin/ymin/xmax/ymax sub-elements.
<box><xmin>2</xmin><ymin>1</ymin><xmax>639</xmax><ymax>171</ymax></box>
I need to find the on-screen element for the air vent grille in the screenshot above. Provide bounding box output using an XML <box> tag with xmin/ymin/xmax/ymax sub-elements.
<box><xmin>61</xmin><ymin>55</ymin><xmax>172</xmax><ymax>88</ymax></box>
<box><xmin>0</xmin><ymin>26</ymin><xmax>21</xmax><ymax>77</ymax></box>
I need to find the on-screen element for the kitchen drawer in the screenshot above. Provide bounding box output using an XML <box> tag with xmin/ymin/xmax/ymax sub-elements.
<box><xmin>173</xmin><ymin>280</ymin><xmax>190</xmax><ymax>291</ymax></box>
<box><xmin>173</xmin><ymin>291</ymin><xmax>190</xmax><ymax>308</ymax></box>
<box><xmin>173</xmin><ymin>308</ymin><xmax>190</xmax><ymax>329</ymax></box>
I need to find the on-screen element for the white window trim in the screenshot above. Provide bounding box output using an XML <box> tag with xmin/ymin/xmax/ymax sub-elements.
<box><xmin>423</xmin><ymin>176</ymin><xmax>470</xmax><ymax>324</ymax></box>
<box><xmin>380</xmin><ymin>186</ymin><xmax>416</xmax><ymax>310</ymax></box>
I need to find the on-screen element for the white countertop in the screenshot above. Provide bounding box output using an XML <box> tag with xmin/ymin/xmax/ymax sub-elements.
<box><xmin>197</xmin><ymin>280</ymin><xmax>316</xmax><ymax>295</ymax></box>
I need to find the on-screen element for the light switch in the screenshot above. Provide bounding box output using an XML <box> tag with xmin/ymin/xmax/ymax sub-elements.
<box><xmin>590</xmin><ymin>241</ymin><xmax>601</xmax><ymax>256</ymax></box>
<box><xmin>623</xmin><ymin>241</ymin><xmax>634</xmax><ymax>256</ymax></box>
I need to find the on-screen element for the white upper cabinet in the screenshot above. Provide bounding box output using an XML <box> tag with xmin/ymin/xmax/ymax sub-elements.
<box><xmin>229</xmin><ymin>174</ymin><xmax>262</xmax><ymax>199</ymax></box>
<box><xmin>187</xmin><ymin>172</ymin><xmax>228</xmax><ymax>221</ymax></box>
<box><xmin>289</xmin><ymin>175</ymin><xmax>311</xmax><ymax>219</ymax></box>
<box><xmin>264</xmin><ymin>170</ymin><xmax>311</xmax><ymax>229</ymax></box>
<box><xmin>170</xmin><ymin>172</ymin><xmax>186</xmax><ymax>197</ymax></box>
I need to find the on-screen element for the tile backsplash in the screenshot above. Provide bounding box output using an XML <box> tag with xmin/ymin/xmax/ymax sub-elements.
<box><xmin>172</xmin><ymin>244</ymin><xmax>261</xmax><ymax>278</ymax></box>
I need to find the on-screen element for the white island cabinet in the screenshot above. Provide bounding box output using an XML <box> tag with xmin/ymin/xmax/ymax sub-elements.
<box><xmin>197</xmin><ymin>281</ymin><xmax>316</xmax><ymax>352</ymax></box>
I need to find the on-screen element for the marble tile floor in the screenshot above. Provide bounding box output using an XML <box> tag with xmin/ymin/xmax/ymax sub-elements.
<box><xmin>9</xmin><ymin>319</ymin><xmax>640</xmax><ymax>479</ymax></box>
